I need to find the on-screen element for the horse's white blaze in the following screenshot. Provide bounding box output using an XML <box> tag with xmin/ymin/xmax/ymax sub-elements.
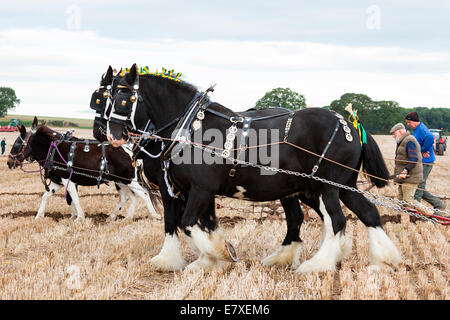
<box><xmin>367</xmin><ymin>226</ymin><xmax>401</xmax><ymax>270</ymax></box>
<box><xmin>233</xmin><ymin>186</ymin><xmax>247</xmax><ymax>199</ymax></box>
<box><xmin>36</xmin><ymin>181</ymin><xmax>61</xmax><ymax>219</ymax></box>
<box><xmin>261</xmin><ymin>241</ymin><xmax>301</xmax><ymax>267</ymax></box>
<box><xmin>151</xmin><ymin>233</ymin><xmax>186</xmax><ymax>271</ymax></box>
<box><xmin>296</xmin><ymin>195</ymin><xmax>352</xmax><ymax>273</ymax></box>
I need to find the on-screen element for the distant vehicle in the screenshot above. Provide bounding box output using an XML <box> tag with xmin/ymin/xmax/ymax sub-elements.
<box><xmin>429</xmin><ymin>129</ymin><xmax>447</xmax><ymax>156</ymax></box>
<box><xmin>0</xmin><ymin>118</ymin><xmax>21</xmax><ymax>132</ymax></box>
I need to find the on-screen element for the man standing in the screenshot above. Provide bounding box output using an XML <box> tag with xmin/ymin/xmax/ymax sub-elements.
<box><xmin>1</xmin><ymin>138</ymin><xmax>6</xmax><ymax>156</ymax></box>
<box><xmin>390</xmin><ymin>123</ymin><xmax>433</xmax><ymax>216</ymax></box>
<box><xmin>405</xmin><ymin>112</ymin><xmax>446</xmax><ymax>211</ymax></box>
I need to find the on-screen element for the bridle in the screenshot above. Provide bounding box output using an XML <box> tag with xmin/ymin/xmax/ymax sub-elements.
<box><xmin>108</xmin><ymin>73</ymin><xmax>141</xmax><ymax>134</ymax></box>
<box><xmin>8</xmin><ymin>133</ymin><xmax>31</xmax><ymax>167</ymax></box>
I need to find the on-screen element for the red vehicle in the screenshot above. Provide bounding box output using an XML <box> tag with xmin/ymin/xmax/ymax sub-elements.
<box><xmin>0</xmin><ymin>118</ymin><xmax>21</xmax><ymax>132</ymax></box>
<box><xmin>430</xmin><ymin>129</ymin><xmax>447</xmax><ymax>156</ymax></box>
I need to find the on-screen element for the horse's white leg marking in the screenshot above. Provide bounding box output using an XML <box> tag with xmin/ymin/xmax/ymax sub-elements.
<box><xmin>70</xmin><ymin>202</ymin><xmax>77</xmax><ymax>219</ymax></box>
<box><xmin>124</xmin><ymin>188</ymin><xmax>138</xmax><ymax>220</ymax></box>
<box><xmin>233</xmin><ymin>186</ymin><xmax>247</xmax><ymax>199</ymax></box>
<box><xmin>151</xmin><ymin>233</ymin><xmax>186</xmax><ymax>271</ymax></box>
<box><xmin>36</xmin><ymin>182</ymin><xmax>62</xmax><ymax>219</ymax></box>
<box><xmin>261</xmin><ymin>241</ymin><xmax>302</xmax><ymax>268</ymax></box>
<box><xmin>129</xmin><ymin>180</ymin><xmax>160</xmax><ymax>220</ymax></box>
<box><xmin>185</xmin><ymin>254</ymin><xmax>226</xmax><ymax>272</ymax></box>
<box><xmin>62</xmin><ymin>179</ymin><xmax>85</xmax><ymax>221</ymax></box>
<box><xmin>367</xmin><ymin>227</ymin><xmax>401</xmax><ymax>271</ymax></box>
<box><xmin>185</xmin><ymin>225</ymin><xmax>233</xmax><ymax>271</ymax></box>
<box><xmin>108</xmin><ymin>186</ymin><xmax>128</xmax><ymax>221</ymax></box>
<box><xmin>296</xmin><ymin>195</ymin><xmax>352</xmax><ymax>273</ymax></box>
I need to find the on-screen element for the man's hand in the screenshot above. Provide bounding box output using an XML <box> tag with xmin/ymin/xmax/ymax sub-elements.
<box><xmin>422</xmin><ymin>151</ymin><xmax>430</xmax><ymax>158</ymax></box>
<box><xmin>398</xmin><ymin>169</ymin><xmax>408</xmax><ymax>180</ymax></box>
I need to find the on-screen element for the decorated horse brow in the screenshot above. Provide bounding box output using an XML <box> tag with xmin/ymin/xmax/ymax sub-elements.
<box><xmin>119</xmin><ymin>66</ymin><xmax>182</xmax><ymax>82</ymax></box>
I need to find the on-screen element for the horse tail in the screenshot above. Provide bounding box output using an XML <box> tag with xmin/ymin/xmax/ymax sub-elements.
<box><xmin>361</xmin><ymin>132</ymin><xmax>390</xmax><ymax>188</ymax></box>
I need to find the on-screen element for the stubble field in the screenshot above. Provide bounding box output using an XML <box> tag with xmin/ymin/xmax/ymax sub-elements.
<box><xmin>0</xmin><ymin>128</ymin><xmax>448</xmax><ymax>300</ymax></box>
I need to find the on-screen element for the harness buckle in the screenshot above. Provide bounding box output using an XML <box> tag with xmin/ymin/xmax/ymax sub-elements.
<box><xmin>230</xmin><ymin>116</ymin><xmax>244</xmax><ymax>123</ymax></box>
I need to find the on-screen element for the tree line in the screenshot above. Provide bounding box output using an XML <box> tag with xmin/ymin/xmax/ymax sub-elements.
<box><xmin>2</xmin><ymin>86</ymin><xmax>448</xmax><ymax>134</ymax></box>
<box><xmin>255</xmin><ymin>89</ymin><xmax>449</xmax><ymax>134</ymax></box>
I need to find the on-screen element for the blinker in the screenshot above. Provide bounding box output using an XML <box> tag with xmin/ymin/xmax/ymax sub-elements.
<box><xmin>102</xmin><ymin>91</ymin><xmax>109</xmax><ymax>99</ymax></box>
<box><xmin>130</xmin><ymin>95</ymin><xmax>137</xmax><ymax>103</ymax></box>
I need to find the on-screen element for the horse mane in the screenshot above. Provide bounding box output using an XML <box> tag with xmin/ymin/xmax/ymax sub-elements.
<box><xmin>36</xmin><ymin>126</ymin><xmax>68</xmax><ymax>142</ymax></box>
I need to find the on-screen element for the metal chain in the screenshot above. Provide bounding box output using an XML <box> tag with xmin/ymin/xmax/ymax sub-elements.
<box><xmin>50</xmin><ymin>164</ymin><xmax>160</xmax><ymax>196</ymax></box>
<box><xmin>185</xmin><ymin>140</ymin><xmax>449</xmax><ymax>224</ymax></box>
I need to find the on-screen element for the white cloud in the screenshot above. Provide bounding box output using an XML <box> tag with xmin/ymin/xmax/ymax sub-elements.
<box><xmin>0</xmin><ymin>28</ymin><xmax>449</xmax><ymax>119</ymax></box>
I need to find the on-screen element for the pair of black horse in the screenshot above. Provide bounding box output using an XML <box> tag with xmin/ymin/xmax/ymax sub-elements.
<box><xmin>9</xmin><ymin>64</ymin><xmax>401</xmax><ymax>273</ymax></box>
<box><xmin>104</xmin><ymin>64</ymin><xmax>401</xmax><ymax>273</ymax></box>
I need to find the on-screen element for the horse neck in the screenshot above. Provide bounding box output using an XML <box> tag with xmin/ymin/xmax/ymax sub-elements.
<box><xmin>139</xmin><ymin>76</ymin><xmax>197</xmax><ymax>136</ymax></box>
<box><xmin>31</xmin><ymin>132</ymin><xmax>53</xmax><ymax>162</ymax></box>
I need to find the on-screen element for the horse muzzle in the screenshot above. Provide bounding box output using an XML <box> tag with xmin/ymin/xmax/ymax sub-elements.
<box><xmin>107</xmin><ymin>134</ymin><xmax>126</xmax><ymax>148</ymax></box>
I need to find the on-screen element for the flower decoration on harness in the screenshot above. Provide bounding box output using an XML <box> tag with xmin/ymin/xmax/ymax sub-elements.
<box><xmin>119</xmin><ymin>66</ymin><xmax>182</xmax><ymax>82</ymax></box>
<box><xmin>344</xmin><ymin>103</ymin><xmax>367</xmax><ymax>147</ymax></box>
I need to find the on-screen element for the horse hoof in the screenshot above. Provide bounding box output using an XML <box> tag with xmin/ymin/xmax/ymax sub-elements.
<box><xmin>151</xmin><ymin>254</ymin><xmax>186</xmax><ymax>272</ymax></box>
<box><xmin>185</xmin><ymin>254</ymin><xmax>225</xmax><ymax>273</ymax></box>
<box><xmin>261</xmin><ymin>242</ymin><xmax>301</xmax><ymax>268</ymax></box>
<box><xmin>295</xmin><ymin>259</ymin><xmax>336</xmax><ymax>273</ymax></box>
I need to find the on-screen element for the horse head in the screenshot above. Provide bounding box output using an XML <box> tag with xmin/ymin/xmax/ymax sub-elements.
<box><xmin>107</xmin><ymin>63</ymin><xmax>140</xmax><ymax>147</ymax></box>
<box><xmin>107</xmin><ymin>63</ymin><xmax>197</xmax><ymax>148</ymax></box>
<box><xmin>6</xmin><ymin>117</ymin><xmax>41</xmax><ymax>169</ymax></box>
<box><xmin>91</xmin><ymin>66</ymin><xmax>122</xmax><ymax>142</ymax></box>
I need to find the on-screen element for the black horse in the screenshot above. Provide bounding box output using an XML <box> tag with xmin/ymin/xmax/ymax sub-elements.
<box><xmin>7</xmin><ymin>118</ymin><xmax>160</xmax><ymax>221</ymax></box>
<box><xmin>91</xmin><ymin>66</ymin><xmax>123</xmax><ymax>142</ymax></box>
<box><xmin>107</xmin><ymin>65</ymin><xmax>401</xmax><ymax>273</ymax></box>
<box><xmin>92</xmin><ymin>66</ymin><xmax>313</xmax><ymax>271</ymax></box>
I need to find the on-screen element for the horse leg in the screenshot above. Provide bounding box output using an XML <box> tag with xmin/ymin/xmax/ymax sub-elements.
<box><xmin>36</xmin><ymin>181</ymin><xmax>62</xmax><ymax>219</ymax></box>
<box><xmin>296</xmin><ymin>188</ymin><xmax>352</xmax><ymax>273</ymax></box>
<box><xmin>183</xmin><ymin>189</ymin><xmax>235</xmax><ymax>272</ymax></box>
<box><xmin>124</xmin><ymin>188</ymin><xmax>138</xmax><ymax>220</ymax></box>
<box><xmin>150</xmin><ymin>188</ymin><xmax>186</xmax><ymax>271</ymax></box>
<box><xmin>108</xmin><ymin>184</ymin><xmax>129</xmax><ymax>221</ymax></box>
<box><xmin>261</xmin><ymin>196</ymin><xmax>303</xmax><ymax>268</ymax></box>
<box><xmin>339</xmin><ymin>189</ymin><xmax>401</xmax><ymax>271</ymax></box>
<box><xmin>62</xmin><ymin>179</ymin><xmax>85</xmax><ymax>221</ymax></box>
<box><xmin>128</xmin><ymin>180</ymin><xmax>160</xmax><ymax>220</ymax></box>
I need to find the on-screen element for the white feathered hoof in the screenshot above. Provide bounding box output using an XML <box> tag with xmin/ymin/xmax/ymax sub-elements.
<box><xmin>295</xmin><ymin>231</ymin><xmax>351</xmax><ymax>273</ymax></box>
<box><xmin>151</xmin><ymin>253</ymin><xmax>186</xmax><ymax>272</ymax></box>
<box><xmin>367</xmin><ymin>227</ymin><xmax>401</xmax><ymax>271</ymax></box>
<box><xmin>185</xmin><ymin>254</ymin><xmax>226</xmax><ymax>273</ymax></box>
<box><xmin>261</xmin><ymin>242</ymin><xmax>301</xmax><ymax>268</ymax></box>
<box><xmin>187</xmin><ymin>225</ymin><xmax>237</xmax><ymax>262</ymax></box>
<box><xmin>151</xmin><ymin>234</ymin><xmax>186</xmax><ymax>272</ymax></box>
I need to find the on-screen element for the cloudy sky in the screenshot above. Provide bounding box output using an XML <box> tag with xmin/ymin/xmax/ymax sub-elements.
<box><xmin>1</xmin><ymin>0</ymin><xmax>450</xmax><ymax>119</ymax></box>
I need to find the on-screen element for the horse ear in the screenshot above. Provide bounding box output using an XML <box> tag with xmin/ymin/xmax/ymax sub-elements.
<box><xmin>20</xmin><ymin>124</ymin><xmax>26</xmax><ymax>137</ymax></box>
<box><xmin>127</xmin><ymin>63</ymin><xmax>138</xmax><ymax>85</ymax></box>
<box><xmin>105</xmin><ymin>65</ymin><xmax>113</xmax><ymax>82</ymax></box>
<box><xmin>31</xmin><ymin>116</ymin><xmax>38</xmax><ymax>133</ymax></box>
